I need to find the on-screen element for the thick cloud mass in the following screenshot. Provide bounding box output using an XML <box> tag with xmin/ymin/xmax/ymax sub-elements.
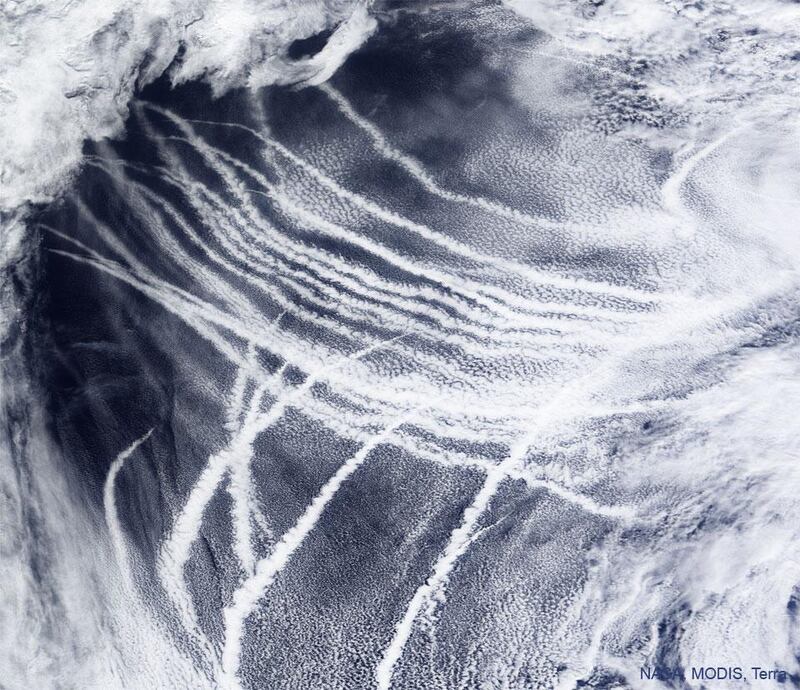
<box><xmin>506</xmin><ymin>0</ymin><xmax>800</xmax><ymax>132</ymax></box>
<box><xmin>0</xmin><ymin>0</ymin><xmax>374</xmax><ymax>213</ymax></box>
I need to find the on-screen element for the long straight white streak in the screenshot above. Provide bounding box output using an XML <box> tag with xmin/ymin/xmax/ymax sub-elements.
<box><xmin>128</xmin><ymin>144</ymin><xmax>397</xmax><ymax>329</ymax></box>
<box><xmin>46</xmin><ymin>246</ymin><xmax>251</xmax><ymax>368</ymax></box>
<box><xmin>375</xmin><ymin>463</ymin><xmax>508</xmax><ymax>690</ymax></box>
<box><xmin>129</xmin><ymin>148</ymin><xmax>580</xmax><ymax>354</ymax></box>
<box><xmin>44</xmin><ymin>207</ymin><xmax>266</xmax><ymax>365</ymax></box>
<box><xmin>157</xmin><ymin>328</ymin><xmax>406</xmax><ymax>686</ymax></box>
<box><xmin>87</xmin><ymin>144</ymin><xmax>299</xmax><ymax>344</ymax></box>
<box><xmin>100</xmin><ymin>428</ymin><xmax>217</xmax><ymax>688</ymax></box>
<box><xmin>388</xmin><ymin>432</ymin><xmax>634</xmax><ymax>520</ymax></box>
<box><xmin>157</xmin><ymin>452</ymin><xmax>229</xmax><ymax>652</ymax></box>
<box><xmin>317</xmin><ymin>84</ymin><xmax>664</xmax><ymax>304</ymax></box>
<box><xmin>150</xmin><ymin>105</ymin><xmax>654</xmax><ymax>324</ymax></box>
<box><xmin>182</xmin><ymin>107</ymin><xmax>657</xmax><ymax>308</ymax></box>
<box><xmin>374</xmin><ymin>362</ymin><xmax>657</xmax><ymax>688</ymax></box>
<box><xmin>221</xmin><ymin>421</ymin><xmax>404</xmax><ymax>689</ymax></box>
<box><xmin>157</xmin><ymin>364</ymin><xmax>285</xmax><ymax>646</ymax></box>
<box><xmin>227</xmin><ymin>376</ymin><xmax>263</xmax><ymax>577</ymax></box>
<box><xmin>72</xmin><ymin>185</ymin><xmax>274</xmax><ymax>407</ymax></box>
<box><xmin>226</xmin><ymin>351</ymin><xmax>285</xmax><ymax>577</ymax></box>
<box><xmin>102</xmin><ymin>424</ymin><xmax>219</xmax><ymax>677</ymax></box>
<box><xmin>40</xmin><ymin>223</ymin><xmax>258</xmax><ymax>376</ymax></box>
<box><xmin>48</xmin><ymin>245</ymin><xmax>529</xmax><ymax>454</ymax></box>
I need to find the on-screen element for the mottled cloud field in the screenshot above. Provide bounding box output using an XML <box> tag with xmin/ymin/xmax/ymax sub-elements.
<box><xmin>2</xmin><ymin>1</ymin><xmax>800</xmax><ymax>689</ymax></box>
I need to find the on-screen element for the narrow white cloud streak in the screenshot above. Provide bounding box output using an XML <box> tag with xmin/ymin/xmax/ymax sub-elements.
<box><xmin>181</xmin><ymin>107</ymin><xmax>658</xmax><ymax>309</ymax></box>
<box><xmin>0</xmin><ymin>384</ymin><xmax>212</xmax><ymax>688</ymax></box>
<box><xmin>375</xmin><ymin>463</ymin><xmax>508</xmax><ymax>690</ymax></box>
<box><xmin>147</xmin><ymin>107</ymin><xmax>657</xmax><ymax>355</ymax></box>
<box><xmin>103</xmin><ymin>428</ymin><xmax>155</xmax><ymax>577</ymax></box>
<box><xmin>222</xmin><ymin>421</ymin><xmax>404</xmax><ymax>689</ymax></box>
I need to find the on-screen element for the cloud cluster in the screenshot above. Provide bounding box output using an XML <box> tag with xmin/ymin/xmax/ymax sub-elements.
<box><xmin>0</xmin><ymin>0</ymin><xmax>375</xmax><ymax>214</ymax></box>
<box><xmin>506</xmin><ymin>0</ymin><xmax>800</xmax><ymax>134</ymax></box>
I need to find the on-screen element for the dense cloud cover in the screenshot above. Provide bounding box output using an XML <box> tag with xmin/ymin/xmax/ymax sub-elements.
<box><xmin>507</xmin><ymin>0</ymin><xmax>800</xmax><ymax>127</ymax></box>
<box><xmin>0</xmin><ymin>0</ymin><xmax>374</xmax><ymax>213</ymax></box>
<box><xmin>2</xmin><ymin>2</ymin><xmax>800</xmax><ymax>688</ymax></box>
